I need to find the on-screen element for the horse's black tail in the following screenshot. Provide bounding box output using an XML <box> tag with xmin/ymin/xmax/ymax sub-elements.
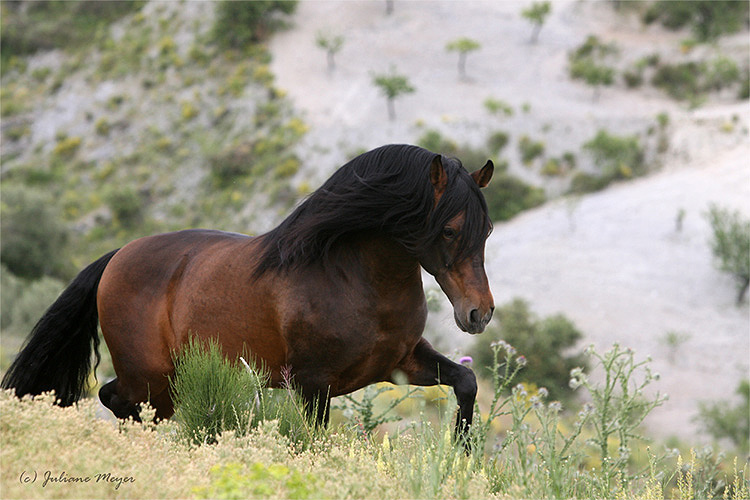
<box><xmin>1</xmin><ymin>249</ymin><xmax>119</xmax><ymax>406</ymax></box>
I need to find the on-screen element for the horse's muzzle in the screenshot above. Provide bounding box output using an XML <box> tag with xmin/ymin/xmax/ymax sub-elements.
<box><xmin>454</xmin><ymin>306</ymin><xmax>494</xmax><ymax>334</ymax></box>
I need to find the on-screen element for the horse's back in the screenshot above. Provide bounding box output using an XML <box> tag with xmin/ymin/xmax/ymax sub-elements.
<box><xmin>96</xmin><ymin>229</ymin><xmax>263</xmax><ymax>401</ymax></box>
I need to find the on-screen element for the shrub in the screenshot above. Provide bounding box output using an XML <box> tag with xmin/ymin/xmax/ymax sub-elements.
<box><xmin>643</xmin><ymin>1</ymin><xmax>749</xmax><ymax>41</ymax></box>
<box><xmin>568</xmin><ymin>35</ymin><xmax>618</xmax><ymax>99</ymax></box>
<box><xmin>486</xmin><ymin>130</ymin><xmax>510</xmax><ymax>154</ymax></box>
<box><xmin>696</xmin><ymin>380</ymin><xmax>750</xmax><ymax>454</ymax></box>
<box><xmin>0</xmin><ymin>1</ymin><xmax>143</xmax><ymax>63</ymax></box>
<box><xmin>518</xmin><ymin>135</ymin><xmax>545</xmax><ymax>165</ymax></box>
<box><xmin>483</xmin><ymin>173</ymin><xmax>546</xmax><ymax>221</ymax></box>
<box><xmin>569</xmin><ymin>171</ymin><xmax>612</xmax><ymax>194</ymax></box>
<box><xmin>652</xmin><ymin>61</ymin><xmax>704</xmax><ymax>101</ymax></box>
<box><xmin>170</xmin><ymin>337</ymin><xmax>316</xmax><ymax>447</ymax></box>
<box><xmin>704</xmin><ymin>204</ymin><xmax>750</xmax><ymax>304</ymax></box>
<box><xmin>4</xmin><ymin>276</ymin><xmax>65</xmax><ymax>335</ymax></box>
<box><xmin>583</xmin><ymin>129</ymin><xmax>645</xmax><ymax>178</ymax></box>
<box><xmin>470</xmin><ymin>298</ymin><xmax>588</xmax><ymax>403</ymax></box>
<box><xmin>106</xmin><ymin>188</ymin><xmax>144</xmax><ymax>229</ymax></box>
<box><xmin>212</xmin><ymin>1</ymin><xmax>298</xmax><ymax>50</ymax></box>
<box><xmin>53</xmin><ymin>136</ymin><xmax>82</xmax><ymax>159</ymax></box>
<box><xmin>0</xmin><ymin>187</ymin><xmax>70</xmax><ymax>280</ymax></box>
<box><xmin>483</xmin><ymin>97</ymin><xmax>514</xmax><ymax>117</ymax></box>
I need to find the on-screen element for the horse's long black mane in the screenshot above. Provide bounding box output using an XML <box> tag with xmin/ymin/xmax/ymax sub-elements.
<box><xmin>254</xmin><ymin>144</ymin><xmax>490</xmax><ymax>275</ymax></box>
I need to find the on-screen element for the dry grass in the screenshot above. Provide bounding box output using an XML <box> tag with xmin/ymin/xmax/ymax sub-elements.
<box><xmin>0</xmin><ymin>390</ymin><xmax>491</xmax><ymax>499</ymax></box>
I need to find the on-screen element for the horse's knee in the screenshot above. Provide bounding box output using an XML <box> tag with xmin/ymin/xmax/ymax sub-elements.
<box><xmin>454</xmin><ymin>366</ymin><xmax>477</xmax><ymax>405</ymax></box>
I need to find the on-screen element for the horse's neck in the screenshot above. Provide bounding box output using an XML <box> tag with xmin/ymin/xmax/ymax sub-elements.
<box><xmin>354</xmin><ymin>233</ymin><xmax>423</xmax><ymax>294</ymax></box>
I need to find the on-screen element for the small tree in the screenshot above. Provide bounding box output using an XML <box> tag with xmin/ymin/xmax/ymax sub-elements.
<box><xmin>315</xmin><ymin>32</ymin><xmax>344</xmax><ymax>73</ymax></box>
<box><xmin>445</xmin><ymin>37</ymin><xmax>481</xmax><ymax>80</ymax></box>
<box><xmin>521</xmin><ymin>1</ymin><xmax>552</xmax><ymax>44</ymax></box>
<box><xmin>372</xmin><ymin>68</ymin><xmax>415</xmax><ymax>120</ymax></box>
<box><xmin>705</xmin><ymin>204</ymin><xmax>750</xmax><ymax>304</ymax></box>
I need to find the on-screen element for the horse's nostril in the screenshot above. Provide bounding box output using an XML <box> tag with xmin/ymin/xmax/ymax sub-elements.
<box><xmin>469</xmin><ymin>309</ymin><xmax>480</xmax><ymax>324</ymax></box>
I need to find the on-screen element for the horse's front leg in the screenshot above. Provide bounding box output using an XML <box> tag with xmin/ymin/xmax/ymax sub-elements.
<box><xmin>396</xmin><ymin>337</ymin><xmax>477</xmax><ymax>448</ymax></box>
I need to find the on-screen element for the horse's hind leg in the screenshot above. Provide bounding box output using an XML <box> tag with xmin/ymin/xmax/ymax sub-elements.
<box><xmin>99</xmin><ymin>376</ymin><xmax>174</xmax><ymax>422</ymax></box>
<box><xmin>396</xmin><ymin>337</ymin><xmax>477</xmax><ymax>448</ymax></box>
<box><xmin>99</xmin><ymin>379</ymin><xmax>140</xmax><ymax>420</ymax></box>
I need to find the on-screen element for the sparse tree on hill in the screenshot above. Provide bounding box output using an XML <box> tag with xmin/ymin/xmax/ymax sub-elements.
<box><xmin>705</xmin><ymin>204</ymin><xmax>750</xmax><ymax>304</ymax></box>
<box><xmin>372</xmin><ymin>68</ymin><xmax>415</xmax><ymax>120</ymax></box>
<box><xmin>315</xmin><ymin>32</ymin><xmax>344</xmax><ymax>73</ymax></box>
<box><xmin>521</xmin><ymin>1</ymin><xmax>552</xmax><ymax>44</ymax></box>
<box><xmin>445</xmin><ymin>37</ymin><xmax>481</xmax><ymax>80</ymax></box>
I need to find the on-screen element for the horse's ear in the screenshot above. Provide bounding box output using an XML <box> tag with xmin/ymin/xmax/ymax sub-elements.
<box><xmin>430</xmin><ymin>155</ymin><xmax>447</xmax><ymax>202</ymax></box>
<box><xmin>471</xmin><ymin>160</ymin><xmax>494</xmax><ymax>188</ymax></box>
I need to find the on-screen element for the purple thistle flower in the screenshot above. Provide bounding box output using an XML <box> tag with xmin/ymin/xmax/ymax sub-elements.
<box><xmin>459</xmin><ymin>356</ymin><xmax>473</xmax><ymax>366</ymax></box>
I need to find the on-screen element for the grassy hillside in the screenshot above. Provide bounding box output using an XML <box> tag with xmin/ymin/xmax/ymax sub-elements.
<box><xmin>1</xmin><ymin>1</ymin><xmax>305</xmax><ymax>278</ymax></box>
<box><xmin>1</xmin><ymin>1</ymin><xmax>306</xmax><ymax>352</ymax></box>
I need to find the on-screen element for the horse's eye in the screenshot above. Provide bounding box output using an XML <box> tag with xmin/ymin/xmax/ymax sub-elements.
<box><xmin>443</xmin><ymin>228</ymin><xmax>457</xmax><ymax>240</ymax></box>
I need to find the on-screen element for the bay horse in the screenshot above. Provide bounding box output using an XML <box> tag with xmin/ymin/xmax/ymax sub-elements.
<box><xmin>1</xmin><ymin>144</ymin><xmax>494</xmax><ymax>442</ymax></box>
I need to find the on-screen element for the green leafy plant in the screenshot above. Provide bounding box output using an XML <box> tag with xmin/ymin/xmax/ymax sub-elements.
<box><xmin>569</xmin><ymin>344</ymin><xmax>668</xmax><ymax>495</ymax></box>
<box><xmin>705</xmin><ymin>204</ymin><xmax>750</xmax><ymax>304</ymax></box>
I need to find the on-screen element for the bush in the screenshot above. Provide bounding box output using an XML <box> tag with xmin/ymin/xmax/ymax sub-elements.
<box><xmin>643</xmin><ymin>1</ymin><xmax>749</xmax><ymax>41</ymax></box>
<box><xmin>696</xmin><ymin>380</ymin><xmax>750</xmax><ymax>454</ymax></box>
<box><xmin>0</xmin><ymin>187</ymin><xmax>71</xmax><ymax>280</ymax></box>
<box><xmin>568</xmin><ymin>171</ymin><xmax>613</xmax><ymax>194</ymax></box>
<box><xmin>106</xmin><ymin>188</ymin><xmax>144</xmax><ymax>229</ymax></box>
<box><xmin>470</xmin><ymin>298</ymin><xmax>588</xmax><ymax>403</ymax></box>
<box><xmin>652</xmin><ymin>62</ymin><xmax>704</xmax><ymax>101</ymax></box>
<box><xmin>483</xmin><ymin>173</ymin><xmax>546</xmax><ymax>221</ymax></box>
<box><xmin>170</xmin><ymin>337</ymin><xmax>316</xmax><ymax>447</ymax></box>
<box><xmin>212</xmin><ymin>1</ymin><xmax>298</xmax><ymax>50</ymax></box>
<box><xmin>518</xmin><ymin>135</ymin><xmax>545</xmax><ymax>165</ymax></box>
<box><xmin>705</xmin><ymin>204</ymin><xmax>750</xmax><ymax>304</ymax></box>
<box><xmin>568</xmin><ymin>35</ymin><xmax>618</xmax><ymax>99</ymax></box>
<box><xmin>0</xmin><ymin>1</ymin><xmax>143</xmax><ymax>63</ymax></box>
<box><xmin>3</xmin><ymin>275</ymin><xmax>65</xmax><ymax>335</ymax></box>
<box><xmin>486</xmin><ymin>131</ymin><xmax>510</xmax><ymax>154</ymax></box>
<box><xmin>583</xmin><ymin>129</ymin><xmax>645</xmax><ymax>178</ymax></box>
